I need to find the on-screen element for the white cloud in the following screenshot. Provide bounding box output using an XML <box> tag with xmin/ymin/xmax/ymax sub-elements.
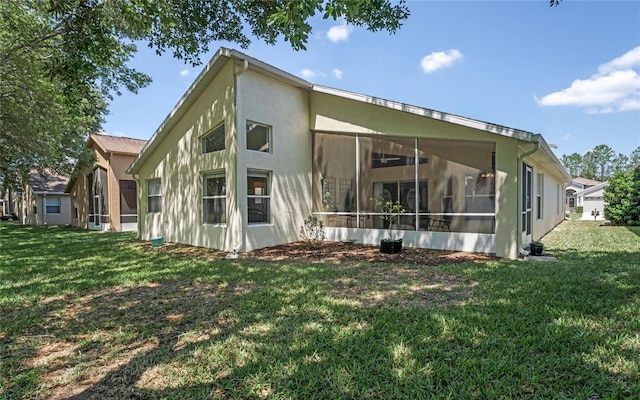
<box><xmin>300</xmin><ymin>68</ymin><xmax>317</xmax><ymax>80</ymax></box>
<box><xmin>420</xmin><ymin>49</ymin><xmax>463</xmax><ymax>73</ymax></box>
<box><xmin>537</xmin><ymin>46</ymin><xmax>640</xmax><ymax>113</ymax></box>
<box><xmin>179</xmin><ymin>69</ymin><xmax>190</xmax><ymax>77</ymax></box>
<box><xmin>597</xmin><ymin>46</ymin><xmax>640</xmax><ymax>77</ymax></box>
<box><xmin>327</xmin><ymin>22</ymin><xmax>353</xmax><ymax>42</ymax></box>
<box><xmin>332</xmin><ymin>68</ymin><xmax>343</xmax><ymax>79</ymax></box>
<box><xmin>561</xmin><ymin>133</ymin><xmax>571</xmax><ymax>141</ymax></box>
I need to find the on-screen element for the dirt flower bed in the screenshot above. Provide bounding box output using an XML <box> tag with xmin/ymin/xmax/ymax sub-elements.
<box><xmin>242</xmin><ymin>240</ymin><xmax>497</xmax><ymax>265</ymax></box>
<box><xmin>148</xmin><ymin>240</ymin><xmax>497</xmax><ymax>266</ymax></box>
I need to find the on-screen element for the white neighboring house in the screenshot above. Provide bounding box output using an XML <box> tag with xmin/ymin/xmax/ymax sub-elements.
<box><xmin>565</xmin><ymin>177</ymin><xmax>603</xmax><ymax>212</ymax></box>
<box><xmin>577</xmin><ymin>182</ymin><xmax>609</xmax><ymax>221</ymax></box>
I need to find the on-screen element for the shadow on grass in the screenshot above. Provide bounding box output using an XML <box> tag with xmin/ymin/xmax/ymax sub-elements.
<box><xmin>1</xmin><ymin>224</ymin><xmax>639</xmax><ymax>398</ymax></box>
<box><xmin>626</xmin><ymin>225</ymin><xmax>640</xmax><ymax>239</ymax></box>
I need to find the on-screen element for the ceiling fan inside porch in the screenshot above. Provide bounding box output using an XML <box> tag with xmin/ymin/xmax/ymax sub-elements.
<box><xmin>373</xmin><ymin>152</ymin><xmax>401</xmax><ymax>164</ymax></box>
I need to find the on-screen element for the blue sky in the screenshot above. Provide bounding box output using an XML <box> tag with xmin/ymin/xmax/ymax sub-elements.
<box><xmin>102</xmin><ymin>1</ymin><xmax>640</xmax><ymax>159</ymax></box>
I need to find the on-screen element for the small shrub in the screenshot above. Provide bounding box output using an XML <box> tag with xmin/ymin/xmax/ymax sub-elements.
<box><xmin>299</xmin><ymin>215</ymin><xmax>326</xmax><ymax>243</ymax></box>
<box><xmin>370</xmin><ymin>197</ymin><xmax>405</xmax><ymax>239</ymax></box>
<box><xmin>576</xmin><ymin>206</ymin><xmax>584</xmax><ymax>214</ymax></box>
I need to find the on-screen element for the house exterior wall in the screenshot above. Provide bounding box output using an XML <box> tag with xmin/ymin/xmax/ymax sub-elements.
<box><xmin>36</xmin><ymin>194</ymin><xmax>72</xmax><ymax>225</ymax></box>
<box><xmin>236</xmin><ymin>68</ymin><xmax>311</xmax><ymax>252</ymax></box>
<box><xmin>526</xmin><ymin>155</ymin><xmax>567</xmax><ymax>243</ymax></box>
<box><xmin>17</xmin><ymin>185</ymin><xmax>71</xmax><ymax>226</ymax></box>
<box><xmin>136</xmin><ymin>62</ymin><xmax>311</xmax><ymax>253</ymax></box>
<box><xmin>137</xmin><ymin>60</ymin><xmax>236</xmax><ymax>249</ymax></box>
<box><xmin>108</xmin><ymin>153</ymin><xmax>139</xmax><ymax>231</ymax></box>
<box><xmin>69</xmin><ymin>146</ymin><xmax>139</xmax><ymax>232</ymax></box>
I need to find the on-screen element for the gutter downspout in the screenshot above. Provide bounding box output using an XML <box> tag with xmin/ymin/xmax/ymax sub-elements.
<box><xmin>516</xmin><ymin>134</ymin><xmax>540</xmax><ymax>256</ymax></box>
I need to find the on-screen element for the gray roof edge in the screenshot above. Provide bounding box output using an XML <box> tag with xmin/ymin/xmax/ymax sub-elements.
<box><xmin>530</xmin><ymin>134</ymin><xmax>572</xmax><ymax>182</ymax></box>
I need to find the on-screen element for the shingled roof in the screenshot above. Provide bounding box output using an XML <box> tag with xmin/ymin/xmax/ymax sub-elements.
<box><xmin>573</xmin><ymin>177</ymin><xmax>603</xmax><ymax>187</ymax></box>
<box><xmin>89</xmin><ymin>133</ymin><xmax>147</xmax><ymax>155</ymax></box>
<box><xmin>29</xmin><ymin>170</ymin><xmax>69</xmax><ymax>193</ymax></box>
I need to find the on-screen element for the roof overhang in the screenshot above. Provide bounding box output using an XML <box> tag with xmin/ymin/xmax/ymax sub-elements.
<box><xmin>312</xmin><ymin>85</ymin><xmax>534</xmax><ymax>141</ymax></box>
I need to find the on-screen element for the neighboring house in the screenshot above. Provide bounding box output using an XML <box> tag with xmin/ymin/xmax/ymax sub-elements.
<box><xmin>66</xmin><ymin>133</ymin><xmax>147</xmax><ymax>231</ymax></box>
<box><xmin>577</xmin><ymin>182</ymin><xmax>609</xmax><ymax>220</ymax></box>
<box><xmin>127</xmin><ymin>48</ymin><xmax>571</xmax><ymax>260</ymax></box>
<box><xmin>565</xmin><ymin>177</ymin><xmax>603</xmax><ymax>212</ymax></box>
<box><xmin>12</xmin><ymin>170</ymin><xmax>72</xmax><ymax>225</ymax></box>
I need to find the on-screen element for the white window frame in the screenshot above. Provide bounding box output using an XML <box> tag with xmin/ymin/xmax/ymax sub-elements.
<box><xmin>247</xmin><ymin>170</ymin><xmax>271</xmax><ymax>224</ymax></box>
<box><xmin>45</xmin><ymin>197</ymin><xmax>61</xmax><ymax>214</ymax></box>
<box><xmin>201</xmin><ymin>123</ymin><xmax>225</xmax><ymax>154</ymax></box>
<box><xmin>536</xmin><ymin>173</ymin><xmax>544</xmax><ymax>220</ymax></box>
<box><xmin>202</xmin><ymin>171</ymin><xmax>226</xmax><ymax>225</ymax></box>
<box><xmin>246</xmin><ymin>121</ymin><xmax>272</xmax><ymax>153</ymax></box>
<box><xmin>147</xmin><ymin>178</ymin><xmax>162</xmax><ymax>214</ymax></box>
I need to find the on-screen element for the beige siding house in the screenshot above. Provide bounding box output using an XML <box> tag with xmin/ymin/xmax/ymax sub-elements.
<box><xmin>66</xmin><ymin>134</ymin><xmax>147</xmax><ymax>231</ymax></box>
<box><xmin>12</xmin><ymin>170</ymin><xmax>72</xmax><ymax>225</ymax></box>
<box><xmin>128</xmin><ymin>48</ymin><xmax>571</xmax><ymax>259</ymax></box>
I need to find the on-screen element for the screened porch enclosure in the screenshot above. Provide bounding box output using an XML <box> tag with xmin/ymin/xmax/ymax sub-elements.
<box><xmin>312</xmin><ymin>132</ymin><xmax>496</xmax><ymax>234</ymax></box>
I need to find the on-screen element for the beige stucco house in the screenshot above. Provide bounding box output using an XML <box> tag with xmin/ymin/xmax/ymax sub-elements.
<box><xmin>11</xmin><ymin>170</ymin><xmax>72</xmax><ymax>225</ymax></box>
<box><xmin>66</xmin><ymin>133</ymin><xmax>147</xmax><ymax>231</ymax></box>
<box><xmin>127</xmin><ymin>48</ymin><xmax>571</xmax><ymax>259</ymax></box>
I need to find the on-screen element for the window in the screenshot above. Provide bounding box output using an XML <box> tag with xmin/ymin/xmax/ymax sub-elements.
<box><xmin>119</xmin><ymin>180</ymin><xmax>137</xmax><ymax>223</ymax></box>
<box><xmin>147</xmin><ymin>179</ymin><xmax>162</xmax><ymax>213</ymax></box>
<box><xmin>247</xmin><ymin>171</ymin><xmax>270</xmax><ymax>224</ymax></box>
<box><xmin>45</xmin><ymin>197</ymin><xmax>60</xmax><ymax>214</ymax></box>
<box><xmin>246</xmin><ymin>121</ymin><xmax>271</xmax><ymax>152</ymax></box>
<box><xmin>537</xmin><ymin>173</ymin><xmax>544</xmax><ymax>219</ymax></box>
<box><xmin>203</xmin><ymin>172</ymin><xmax>226</xmax><ymax>224</ymax></box>
<box><xmin>202</xmin><ymin>124</ymin><xmax>225</xmax><ymax>153</ymax></box>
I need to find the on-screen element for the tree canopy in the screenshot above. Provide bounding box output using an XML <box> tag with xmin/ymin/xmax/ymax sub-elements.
<box><xmin>604</xmin><ymin>167</ymin><xmax>640</xmax><ymax>225</ymax></box>
<box><xmin>0</xmin><ymin>0</ymin><xmax>410</xmax><ymax>190</ymax></box>
<box><xmin>560</xmin><ymin>145</ymin><xmax>640</xmax><ymax>181</ymax></box>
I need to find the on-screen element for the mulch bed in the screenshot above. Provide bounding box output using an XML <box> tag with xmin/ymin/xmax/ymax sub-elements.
<box><xmin>242</xmin><ymin>240</ymin><xmax>497</xmax><ymax>265</ymax></box>
<box><xmin>144</xmin><ymin>239</ymin><xmax>498</xmax><ymax>265</ymax></box>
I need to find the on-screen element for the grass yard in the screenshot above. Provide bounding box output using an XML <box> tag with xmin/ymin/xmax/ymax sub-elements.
<box><xmin>1</xmin><ymin>221</ymin><xmax>639</xmax><ymax>399</ymax></box>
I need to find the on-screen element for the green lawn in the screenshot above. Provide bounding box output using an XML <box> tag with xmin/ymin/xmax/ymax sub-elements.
<box><xmin>1</xmin><ymin>221</ymin><xmax>639</xmax><ymax>399</ymax></box>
